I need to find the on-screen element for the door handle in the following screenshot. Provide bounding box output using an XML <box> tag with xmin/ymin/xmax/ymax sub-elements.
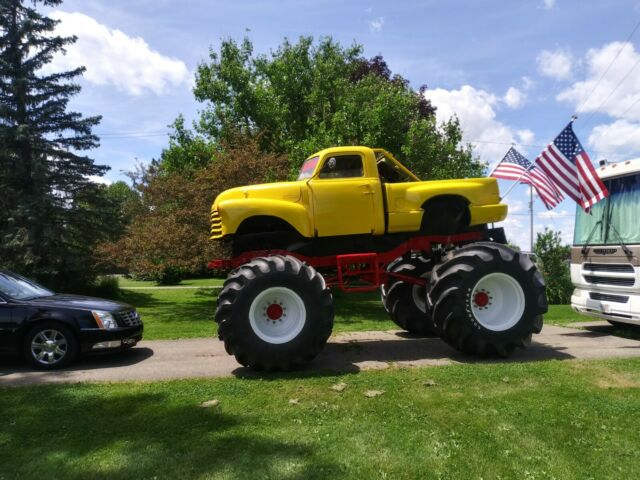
<box><xmin>359</xmin><ymin>184</ymin><xmax>375</xmax><ymax>195</ymax></box>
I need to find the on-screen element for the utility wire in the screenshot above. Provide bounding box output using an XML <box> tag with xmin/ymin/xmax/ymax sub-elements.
<box><xmin>575</xmin><ymin>19</ymin><xmax>640</xmax><ymax>115</ymax></box>
<box><xmin>578</xmin><ymin>53</ymin><xmax>640</xmax><ymax>132</ymax></box>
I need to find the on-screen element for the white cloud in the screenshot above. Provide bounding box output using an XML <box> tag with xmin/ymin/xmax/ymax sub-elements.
<box><xmin>557</xmin><ymin>42</ymin><xmax>640</xmax><ymax>160</ymax></box>
<box><xmin>542</xmin><ymin>0</ymin><xmax>556</xmax><ymax>10</ymax></box>
<box><xmin>44</xmin><ymin>11</ymin><xmax>191</xmax><ymax>96</ymax></box>
<box><xmin>88</xmin><ymin>175</ymin><xmax>111</xmax><ymax>185</ymax></box>
<box><xmin>521</xmin><ymin>76</ymin><xmax>535</xmax><ymax>90</ymax></box>
<box><xmin>423</xmin><ymin>85</ymin><xmax>521</xmax><ymax>167</ymax></box>
<box><xmin>369</xmin><ymin>17</ymin><xmax>384</xmax><ymax>33</ymax></box>
<box><xmin>503</xmin><ymin>86</ymin><xmax>526</xmax><ymax>108</ymax></box>
<box><xmin>558</xmin><ymin>42</ymin><xmax>640</xmax><ymax>118</ymax></box>
<box><xmin>588</xmin><ymin>120</ymin><xmax>640</xmax><ymax>160</ymax></box>
<box><xmin>537</xmin><ymin>48</ymin><xmax>573</xmax><ymax>81</ymax></box>
<box><xmin>516</xmin><ymin>129</ymin><xmax>535</xmax><ymax>145</ymax></box>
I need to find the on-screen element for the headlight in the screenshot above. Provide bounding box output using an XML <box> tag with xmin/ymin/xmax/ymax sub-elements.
<box><xmin>92</xmin><ymin>310</ymin><xmax>118</xmax><ymax>329</ymax></box>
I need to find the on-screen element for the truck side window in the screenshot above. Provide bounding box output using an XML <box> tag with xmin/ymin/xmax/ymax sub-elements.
<box><xmin>318</xmin><ymin>155</ymin><xmax>363</xmax><ymax>179</ymax></box>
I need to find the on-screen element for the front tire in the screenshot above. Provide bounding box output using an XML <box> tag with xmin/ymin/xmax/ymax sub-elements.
<box><xmin>381</xmin><ymin>255</ymin><xmax>436</xmax><ymax>335</ymax></box>
<box><xmin>428</xmin><ymin>242</ymin><xmax>547</xmax><ymax>357</ymax></box>
<box><xmin>215</xmin><ymin>255</ymin><xmax>334</xmax><ymax>371</ymax></box>
<box><xmin>23</xmin><ymin>322</ymin><xmax>79</xmax><ymax>370</ymax></box>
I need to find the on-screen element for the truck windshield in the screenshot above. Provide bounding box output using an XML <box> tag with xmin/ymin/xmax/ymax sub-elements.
<box><xmin>574</xmin><ymin>172</ymin><xmax>640</xmax><ymax>245</ymax></box>
<box><xmin>297</xmin><ymin>156</ymin><xmax>319</xmax><ymax>180</ymax></box>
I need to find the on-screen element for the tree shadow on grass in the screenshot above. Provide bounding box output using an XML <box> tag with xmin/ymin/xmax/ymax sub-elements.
<box><xmin>0</xmin><ymin>387</ymin><xmax>342</xmax><ymax>479</ymax></box>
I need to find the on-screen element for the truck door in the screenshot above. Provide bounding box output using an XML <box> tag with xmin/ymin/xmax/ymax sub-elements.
<box><xmin>308</xmin><ymin>153</ymin><xmax>379</xmax><ymax>237</ymax></box>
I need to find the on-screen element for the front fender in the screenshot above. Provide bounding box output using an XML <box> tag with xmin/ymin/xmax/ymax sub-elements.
<box><xmin>217</xmin><ymin>198</ymin><xmax>313</xmax><ymax>238</ymax></box>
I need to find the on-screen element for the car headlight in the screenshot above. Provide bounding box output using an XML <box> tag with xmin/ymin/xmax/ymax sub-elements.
<box><xmin>92</xmin><ymin>310</ymin><xmax>118</xmax><ymax>329</ymax></box>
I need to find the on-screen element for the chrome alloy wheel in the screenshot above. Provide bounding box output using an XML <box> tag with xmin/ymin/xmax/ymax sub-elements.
<box><xmin>30</xmin><ymin>329</ymin><xmax>68</xmax><ymax>365</ymax></box>
<box><xmin>249</xmin><ymin>287</ymin><xmax>307</xmax><ymax>344</ymax></box>
<box><xmin>470</xmin><ymin>273</ymin><xmax>525</xmax><ymax>332</ymax></box>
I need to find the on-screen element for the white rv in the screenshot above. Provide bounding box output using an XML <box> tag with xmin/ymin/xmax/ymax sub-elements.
<box><xmin>571</xmin><ymin>158</ymin><xmax>640</xmax><ymax>326</ymax></box>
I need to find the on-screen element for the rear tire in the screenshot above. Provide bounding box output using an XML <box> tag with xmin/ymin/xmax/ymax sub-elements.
<box><xmin>428</xmin><ymin>242</ymin><xmax>547</xmax><ymax>357</ymax></box>
<box><xmin>215</xmin><ymin>255</ymin><xmax>334</xmax><ymax>371</ymax></box>
<box><xmin>381</xmin><ymin>256</ymin><xmax>436</xmax><ymax>335</ymax></box>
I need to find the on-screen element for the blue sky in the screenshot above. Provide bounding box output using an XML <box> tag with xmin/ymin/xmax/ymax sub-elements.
<box><xmin>40</xmin><ymin>0</ymin><xmax>640</xmax><ymax>248</ymax></box>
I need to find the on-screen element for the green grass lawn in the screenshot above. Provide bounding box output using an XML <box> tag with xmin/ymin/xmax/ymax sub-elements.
<box><xmin>116</xmin><ymin>277</ymin><xmax>590</xmax><ymax>340</ymax></box>
<box><xmin>2</xmin><ymin>358</ymin><xmax>640</xmax><ymax>479</ymax></box>
<box><xmin>117</xmin><ymin>288</ymin><xmax>396</xmax><ymax>340</ymax></box>
<box><xmin>117</xmin><ymin>277</ymin><xmax>225</xmax><ymax>288</ymax></box>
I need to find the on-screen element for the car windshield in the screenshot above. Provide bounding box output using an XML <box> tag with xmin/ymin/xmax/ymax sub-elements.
<box><xmin>376</xmin><ymin>153</ymin><xmax>415</xmax><ymax>183</ymax></box>
<box><xmin>0</xmin><ymin>271</ymin><xmax>53</xmax><ymax>300</ymax></box>
<box><xmin>297</xmin><ymin>156</ymin><xmax>320</xmax><ymax>180</ymax></box>
<box><xmin>574</xmin><ymin>172</ymin><xmax>640</xmax><ymax>245</ymax></box>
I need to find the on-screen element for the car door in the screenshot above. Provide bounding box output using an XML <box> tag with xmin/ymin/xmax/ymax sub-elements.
<box><xmin>308</xmin><ymin>153</ymin><xmax>378</xmax><ymax>237</ymax></box>
<box><xmin>0</xmin><ymin>296</ymin><xmax>16</xmax><ymax>353</ymax></box>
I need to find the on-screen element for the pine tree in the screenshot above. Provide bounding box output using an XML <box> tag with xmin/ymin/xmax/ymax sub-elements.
<box><xmin>0</xmin><ymin>0</ymin><xmax>110</xmax><ymax>289</ymax></box>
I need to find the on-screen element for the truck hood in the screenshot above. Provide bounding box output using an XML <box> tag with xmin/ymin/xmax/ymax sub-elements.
<box><xmin>214</xmin><ymin>181</ymin><xmax>304</xmax><ymax>206</ymax></box>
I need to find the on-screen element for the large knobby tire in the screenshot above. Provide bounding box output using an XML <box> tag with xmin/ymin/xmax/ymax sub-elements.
<box><xmin>215</xmin><ymin>255</ymin><xmax>334</xmax><ymax>371</ymax></box>
<box><xmin>428</xmin><ymin>242</ymin><xmax>547</xmax><ymax>357</ymax></box>
<box><xmin>380</xmin><ymin>256</ymin><xmax>436</xmax><ymax>336</ymax></box>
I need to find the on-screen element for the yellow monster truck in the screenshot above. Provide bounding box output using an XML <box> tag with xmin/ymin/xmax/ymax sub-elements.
<box><xmin>211</xmin><ymin>146</ymin><xmax>547</xmax><ymax>371</ymax></box>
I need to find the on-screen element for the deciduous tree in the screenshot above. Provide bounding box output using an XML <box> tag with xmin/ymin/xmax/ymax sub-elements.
<box><xmin>164</xmin><ymin>36</ymin><xmax>483</xmax><ymax>179</ymax></box>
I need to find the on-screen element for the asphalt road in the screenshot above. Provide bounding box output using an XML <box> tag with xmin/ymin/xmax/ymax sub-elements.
<box><xmin>2</xmin><ymin>322</ymin><xmax>640</xmax><ymax>386</ymax></box>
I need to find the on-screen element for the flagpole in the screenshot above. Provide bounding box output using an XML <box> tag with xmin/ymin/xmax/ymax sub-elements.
<box><xmin>529</xmin><ymin>184</ymin><xmax>534</xmax><ymax>252</ymax></box>
<box><xmin>500</xmin><ymin>162</ymin><xmax>536</xmax><ymax>200</ymax></box>
<box><xmin>502</xmin><ymin>116</ymin><xmax>578</xmax><ymax>202</ymax></box>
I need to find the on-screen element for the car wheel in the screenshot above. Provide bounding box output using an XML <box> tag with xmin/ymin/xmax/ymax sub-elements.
<box><xmin>23</xmin><ymin>322</ymin><xmax>79</xmax><ymax>370</ymax></box>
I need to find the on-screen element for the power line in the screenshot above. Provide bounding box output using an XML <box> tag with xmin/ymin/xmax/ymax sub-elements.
<box><xmin>575</xmin><ymin>19</ymin><xmax>640</xmax><ymax>115</ymax></box>
<box><xmin>509</xmin><ymin>213</ymin><xmax>574</xmax><ymax>218</ymax></box>
<box><xmin>465</xmin><ymin>138</ymin><xmax>619</xmax><ymax>157</ymax></box>
<box><xmin>578</xmin><ymin>53</ymin><xmax>640</xmax><ymax>133</ymax></box>
<box><xmin>615</xmin><ymin>92</ymin><xmax>640</xmax><ymax>120</ymax></box>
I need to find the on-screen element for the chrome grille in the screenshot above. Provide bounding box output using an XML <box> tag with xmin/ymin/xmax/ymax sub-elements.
<box><xmin>211</xmin><ymin>208</ymin><xmax>222</xmax><ymax>239</ymax></box>
<box><xmin>593</xmin><ymin>248</ymin><xmax>618</xmax><ymax>255</ymax></box>
<box><xmin>583</xmin><ymin>263</ymin><xmax>634</xmax><ymax>273</ymax></box>
<box><xmin>584</xmin><ymin>275</ymin><xmax>635</xmax><ymax>287</ymax></box>
<box><xmin>589</xmin><ymin>292</ymin><xmax>630</xmax><ymax>303</ymax></box>
<box><xmin>117</xmin><ymin>310</ymin><xmax>142</xmax><ymax>327</ymax></box>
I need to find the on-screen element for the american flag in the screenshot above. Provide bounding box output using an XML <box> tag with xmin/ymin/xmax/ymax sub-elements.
<box><xmin>535</xmin><ymin>122</ymin><xmax>608</xmax><ymax>211</ymax></box>
<box><xmin>491</xmin><ymin>147</ymin><xmax>563</xmax><ymax>210</ymax></box>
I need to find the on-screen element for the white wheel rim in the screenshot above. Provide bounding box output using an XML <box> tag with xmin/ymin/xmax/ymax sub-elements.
<box><xmin>470</xmin><ymin>273</ymin><xmax>525</xmax><ymax>332</ymax></box>
<box><xmin>249</xmin><ymin>287</ymin><xmax>306</xmax><ymax>344</ymax></box>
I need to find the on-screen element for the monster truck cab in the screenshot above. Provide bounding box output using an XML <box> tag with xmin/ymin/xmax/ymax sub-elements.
<box><xmin>211</xmin><ymin>146</ymin><xmax>507</xmax><ymax>254</ymax></box>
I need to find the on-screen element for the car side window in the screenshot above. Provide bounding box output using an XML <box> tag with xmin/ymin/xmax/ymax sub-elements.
<box><xmin>318</xmin><ymin>155</ymin><xmax>364</xmax><ymax>179</ymax></box>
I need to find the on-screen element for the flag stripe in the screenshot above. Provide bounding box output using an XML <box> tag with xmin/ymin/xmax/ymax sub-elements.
<box><xmin>532</xmin><ymin>122</ymin><xmax>608</xmax><ymax>212</ymax></box>
<box><xmin>537</xmin><ymin>152</ymin><xmax>581</xmax><ymax>201</ymax></box>
<box><xmin>490</xmin><ymin>146</ymin><xmax>563</xmax><ymax>210</ymax></box>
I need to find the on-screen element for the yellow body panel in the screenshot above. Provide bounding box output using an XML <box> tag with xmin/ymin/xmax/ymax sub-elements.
<box><xmin>210</xmin><ymin>146</ymin><xmax>507</xmax><ymax>240</ymax></box>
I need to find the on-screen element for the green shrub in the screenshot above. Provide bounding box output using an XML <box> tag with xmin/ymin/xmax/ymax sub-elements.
<box><xmin>534</xmin><ymin>229</ymin><xmax>573</xmax><ymax>304</ymax></box>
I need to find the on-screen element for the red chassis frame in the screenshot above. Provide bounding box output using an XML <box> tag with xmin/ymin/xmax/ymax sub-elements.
<box><xmin>208</xmin><ymin>231</ymin><xmax>483</xmax><ymax>293</ymax></box>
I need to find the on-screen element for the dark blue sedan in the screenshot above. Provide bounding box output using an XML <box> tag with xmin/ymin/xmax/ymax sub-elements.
<box><xmin>0</xmin><ymin>270</ymin><xmax>143</xmax><ymax>369</ymax></box>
